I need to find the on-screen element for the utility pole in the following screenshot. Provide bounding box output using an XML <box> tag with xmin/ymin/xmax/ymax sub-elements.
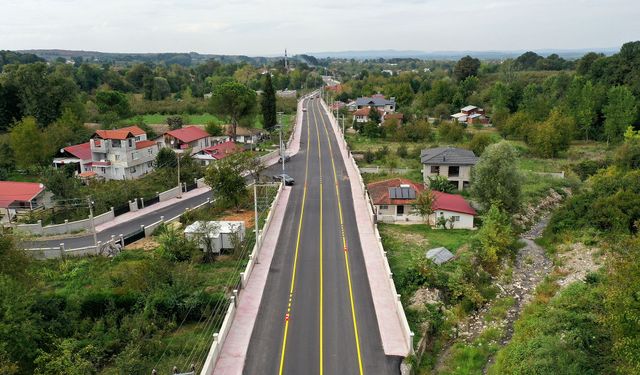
<box><xmin>278</xmin><ymin>112</ymin><xmax>285</xmax><ymax>177</ymax></box>
<box><xmin>177</xmin><ymin>151</ymin><xmax>182</xmax><ymax>198</ymax></box>
<box><xmin>87</xmin><ymin>197</ymin><xmax>97</xmax><ymax>249</ymax></box>
<box><xmin>253</xmin><ymin>183</ymin><xmax>260</xmax><ymax>264</ymax></box>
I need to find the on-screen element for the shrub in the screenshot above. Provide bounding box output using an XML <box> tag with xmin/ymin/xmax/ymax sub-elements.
<box><xmin>396</xmin><ymin>144</ymin><xmax>408</xmax><ymax>158</ymax></box>
<box><xmin>438</xmin><ymin>121</ymin><xmax>466</xmax><ymax>143</ymax></box>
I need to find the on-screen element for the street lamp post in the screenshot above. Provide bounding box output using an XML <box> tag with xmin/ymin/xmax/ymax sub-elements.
<box><xmin>278</xmin><ymin>112</ymin><xmax>285</xmax><ymax>177</ymax></box>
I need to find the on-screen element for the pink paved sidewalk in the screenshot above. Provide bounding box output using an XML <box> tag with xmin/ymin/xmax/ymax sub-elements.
<box><xmin>95</xmin><ymin>186</ymin><xmax>211</xmax><ymax>232</ymax></box>
<box><xmin>212</xmin><ymin>187</ymin><xmax>291</xmax><ymax>374</ymax></box>
<box><xmin>321</xmin><ymin>101</ymin><xmax>411</xmax><ymax>357</ymax></box>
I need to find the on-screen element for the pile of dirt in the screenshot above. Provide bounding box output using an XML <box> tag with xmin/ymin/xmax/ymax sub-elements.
<box><xmin>219</xmin><ymin>210</ymin><xmax>255</xmax><ymax>228</ymax></box>
<box><xmin>556</xmin><ymin>242</ymin><xmax>602</xmax><ymax>287</ymax></box>
<box><xmin>409</xmin><ymin>288</ymin><xmax>442</xmax><ymax>312</ymax></box>
<box><xmin>125</xmin><ymin>237</ymin><xmax>159</xmax><ymax>251</ymax></box>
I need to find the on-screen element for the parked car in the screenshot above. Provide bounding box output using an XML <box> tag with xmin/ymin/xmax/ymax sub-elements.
<box><xmin>273</xmin><ymin>174</ymin><xmax>294</xmax><ymax>185</ymax></box>
<box><xmin>279</xmin><ymin>154</ymin><xmax>291</xmax><ymax>163</ymax></box>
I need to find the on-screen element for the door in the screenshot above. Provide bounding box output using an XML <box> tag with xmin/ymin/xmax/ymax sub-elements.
<box><xmin>397</xmin><ymin>205</ymin><xmax>405</xmax><ymax>216</ymax></box>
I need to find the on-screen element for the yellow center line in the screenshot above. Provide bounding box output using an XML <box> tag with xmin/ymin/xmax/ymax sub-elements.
<box><xmin>315</xmin><ymin>100</ymin><xmax>325</xmax><ymax>375</ymax></box>
<box><xmin>278</xmin><ymin>98</ymin><xmax>313</xmax><ymax>375</ymax></box>
<box><xmin>314</xmin><ymin>99</ymin><xmax>365</xmax><ymax>375</ymax></box>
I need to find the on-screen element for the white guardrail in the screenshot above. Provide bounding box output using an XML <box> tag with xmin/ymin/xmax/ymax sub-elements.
<box><xmin>199</xmin><ymin>91</ymin><xmax>314</xmax><ymax>375</ymax></box>
<box><xmin>321</xmin><ymin>99</ymin><xmax>414</xmax><ymax>355</ymax></box>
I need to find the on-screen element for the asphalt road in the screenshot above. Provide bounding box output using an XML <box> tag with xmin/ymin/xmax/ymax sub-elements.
<box><xmin>244</xmin><ymin>98</ymin><xmax>401</xmax><ymax>375</ymax></box>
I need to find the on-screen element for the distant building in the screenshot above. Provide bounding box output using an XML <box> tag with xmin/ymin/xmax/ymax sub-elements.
<box><xmin>367</xmin><ymin>178</ymin><xmax>476</xmax><ymax>228</ymax></box>
<box><xmin>382</xmin><ymin>112</ymin><xmax>404</xmax><ymax>125</ymax></box>
<box><xmin>160</xmin><ymin>126</ymin><xmax>227</xmax><ymax>155</ymax></box>
<box><xmin>353</xmin><ymin>106</ymin><xmax>384</xmax><ymax>123</ymax></box>
<box><xmin>223</xmin><ymin>125</ymin><xmax>267</xmax><ymax>145</ymax></box>
<box><xmin>193</xmin><ymin>141</ymin><xmax>243</xmax><ymax>166</ymax></box>
<box><xmin>53</xmin><ymin>142</ymin><xmax>93</xmax><ymax>175</ymax></box>
<box><xmin>0</xmin><ymin>181</ymin><xmax>53</xmax><ymax>222</ymax></box>
<box><xmin>421</xmin><ymin>147</ymin><xmax>478</xmax><ymax>190</ymax></box>
<box><xmin>355</xmin><ymin>95</ymin><xmax>396</xmax><ymax>112</ymax></box>
<box><xmin>450</xmin><ymin>105</ymin><xmax>489</xmax><ymax>125</ymax></box>
<box><xmin>89</xmin><ymin>126</ymin><xmax>159</xmax><ymax>180</ymax></box>
<box><xmin>276</xmin><ymin>89</ymin><xmax>297</xmax><ymax>98</ymax></box>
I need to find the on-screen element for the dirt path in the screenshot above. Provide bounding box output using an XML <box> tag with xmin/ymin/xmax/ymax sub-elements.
<box><xmin>434</xmin><ymin>217</ymin><xmax>553</xmax><ymax>373</ymax></box>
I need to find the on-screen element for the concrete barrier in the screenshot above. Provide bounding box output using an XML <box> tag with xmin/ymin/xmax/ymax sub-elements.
<box><xmin>201</xmin><ymin>297</ymin><xmax>237</xmax><ymax>375</ymax></box>
<box><xmin>159</xmin><ymin>186</ymin><xmax>181</xmax><ymax>202</ymax></box>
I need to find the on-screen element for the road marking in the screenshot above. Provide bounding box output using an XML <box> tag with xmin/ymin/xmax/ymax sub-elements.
<box><xmin>314</xmin><ymin>99</ymin><xmax>365</xmax><ymax>375</ymax></box>
<box><xmin>315</xmin><ymin>99</ymin><xmax>325</xmax><ymax>375</ymax></box>
<box><xmin>278</xmin><ymin>98</ymin><xmax>313</xmax><ymax>375</ymax></box>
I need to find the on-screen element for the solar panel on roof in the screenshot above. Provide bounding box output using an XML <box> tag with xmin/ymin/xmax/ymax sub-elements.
<box><xmin>389</xmin><ymin>187</ymin><xmax>416</xmax><ymax>199</ymax></box>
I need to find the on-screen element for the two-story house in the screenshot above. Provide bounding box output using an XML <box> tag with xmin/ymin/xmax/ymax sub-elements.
<box><xmin>421</xmin><ymin>147</ymin><xmax>478</xmax><ymax>190</ymax></box>
<box><xmin>89</xmin><ymin>126</ymin><xmax>159</xmax><ymax>180</ymax></box>
<box><xmin>355</xmin><ymin>95</ymin><xmax>396</xmax><ymax>112</ymax></box>
<box><xmin>161</xmin><ymin>126</ymin><xmax>228</xmax><ymax>155</ymax></box>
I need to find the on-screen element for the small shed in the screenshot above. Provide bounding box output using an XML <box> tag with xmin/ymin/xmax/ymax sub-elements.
<box><xmin>184</xmin><ymin>221</ymin><xmax>245</xmax><ymax>254</ymax></box>
<box><xmin>425</xmin><ymin>247</ymin><xmax>454</xmax><ymax>265</ymax></box>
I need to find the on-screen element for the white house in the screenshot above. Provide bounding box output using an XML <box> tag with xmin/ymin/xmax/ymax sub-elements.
<box><xmin>184</xmin><ymin>221</ymin><xmax>245</xmax><ymax>254</ymax></box>
<box><xmin>89</xmin><ymin>126</ymin><xmax>159</xmax><ymax>180</ymax></box>
<box><xmin>160</xmin><ymin>126</ymin><xmax>227</xmax><ymax>155</ymax></box>
<box><xmin>367</xmin><ymin>178</ymin><xmax>476</xmax><ymax>228</ymax></box>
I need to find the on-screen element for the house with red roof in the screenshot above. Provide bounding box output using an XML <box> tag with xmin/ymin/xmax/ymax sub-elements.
<box><xmin>53</xmin><ymin>142</ymin><xmax>93</xmax><ymax>175</ymax></box>
<box><xmin>89</xmin><ymin>125</ymin><xmax>159</xmax><ymax>180</ymax></box>
<box><xmin>161</xmin><ymin>126</ymin><xmax>228</xmax><ymax>155</ymax></box>
<box><xmin>0</xmin><ymin>181</ymin><xmax>52</xmax><ymax>222</ymax></box>
<box><xmin>367</xmin><ymin>178</ymin><xmax>476</xmax><ymax>228</ymax></box>
<box><xmin>193</xmin><ymin>141</ymin><xmax>243</xmax><ymax>166</ymax></box>
<box><xmin>354</xmin><ymin>106</ymin><xmax>384</xmax><ymax>123</ymax></box>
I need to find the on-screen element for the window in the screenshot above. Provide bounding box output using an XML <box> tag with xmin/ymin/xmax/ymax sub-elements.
<box><xmin>114</xmin><ymin>154</ymin><xmax>120</xmax><ymax>161</ymax></box>
<box><xmin>128</xmin><ymin>139</ymin><xmax>133</xmax><ymax>148</ymax></box>
<box><xmin>380</xmin><ymin>205</ymin><xmax>388</xmax><ymax>210</ymax></box>
<box><xmin>430</xmin><ymin>166</ymin><xmax>440</xmax><ymax>175</ymax></box>
<box><xmin>452</xmin><ymin>216</ymin><xmax>460</xmax><ymax>222</ymax></box>
<box><xmin>147</xmin><ymin>161</ymin><xmax>153</xmax><ymax>168</ymax></box>
<box><xmin>135</xmin><ymin>136</ymin><xmax>141</xmax><ymax>142</ymax></box>
<box><xmin>112</xmin><ymin>139</ymin><xmax>122</xmax><ymax>148</ymax></box>
<box><xmin>130</xmin><ymin>166</ymin><xmax>136</xmax><ymax>173</ymax></box>
<box><xmin>148</xmin><ymin>148</ymin><xmax>153</xmax><ymax>154</ymax></box>
<box><xmin>132</xmin><ymin>151</ymin><xmax>139</xmax><ymax>160</ymax></box>
<box><xmin>448</xmin><ymin>166</ymin><xmax>460</xmax><ymax>177</ymax></box>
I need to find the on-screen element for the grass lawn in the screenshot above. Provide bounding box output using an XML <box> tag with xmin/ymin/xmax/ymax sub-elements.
<box><xmin>6</xmin><ymin>170</ymin><xmax>41</xmax><ymax>182</ymax></box>
<box><xmin>379</xmin><ymin>224</ymin><xmax>474</xmax><ymax>272</ymax></box>
<box><xmin>122</xmin><ymin>113</ymin><xmax>223</xmax><ymax>125</ymax></box>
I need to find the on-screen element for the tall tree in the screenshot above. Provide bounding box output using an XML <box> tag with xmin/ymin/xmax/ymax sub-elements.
<box><xmin>604</xmin><ymin>86</ymin><xmax>637</xmax><ymax>143</ymax></box>
<box><xmin>453</xmin><ymin>55</ymin><xmax>481</xmax><ymax>81</ymax></box>
<box><xmin>414</xmin><ymin>189</ymin><xmax>436</xmax><ymax>226</ymax></box>
<box><xmin>261</xmin><ymin>74</ymin><xmax>277</xmax><ymax>131</ymax></box>
<box><xmin>209</xmin><ymin>81</ymin><xmax>257</xmax><ymax>139</ymax></box>
<box><xmin>9</xmin><ymin>117</ymin><xmax>49</xmax><ymax>168</ymax></box>
<box><xmin>471</xmin><ymin>141</ymin><xmax>522</xmax><ymax>213</ymax></box>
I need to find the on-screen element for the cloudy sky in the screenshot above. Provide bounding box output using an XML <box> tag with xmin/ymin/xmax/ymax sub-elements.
<box><xmin>2</xmin><ymin>0</ymin><xmax>639</xmax><ymax>55</ymax></box>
